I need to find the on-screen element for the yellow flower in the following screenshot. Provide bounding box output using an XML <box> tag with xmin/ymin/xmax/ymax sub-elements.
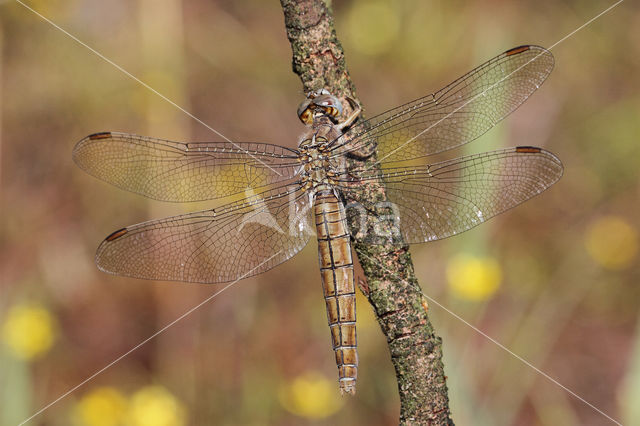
<box><xmin>446</xmin><ymin>254</ymin><xmax>502</xmax><ymax>301</ymax></box>
<box><xmin>2</xmin><ymin>303</ymin><xmax>56</xmax><ymax>360</ymax></box>
<box><xmin>278</xmin><ymin>371</ymin><xmax>344</xmax><ymax>419</ymax></box>
<box><xmin>346</xmin><ymin>0</ymin><xmax>401</xmax><ymax>56</ymax></box>
<box><xmin>72</xmin><ymin>387</ymin><xmax>128</xmax><ymax>426</ymax></box>
<box><xmin>585</xmin><ymin>216</ymin><xmax>638</xmax><ymax>270</ymax></box>
<box><xmin>127</xmin><ymin>386</ymin><xmax>187</xmax><ymax>426</ymax></box>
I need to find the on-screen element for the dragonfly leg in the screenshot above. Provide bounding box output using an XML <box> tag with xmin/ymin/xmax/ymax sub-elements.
<box><xmin>336</xmin><ymin>96</ymin><xmax>361</xmax><ymax>131</ymax></box>
<box><xmin>338</xmin><ymin>96</ymin><xmax>379</xmax><ymax>160</ymax></box>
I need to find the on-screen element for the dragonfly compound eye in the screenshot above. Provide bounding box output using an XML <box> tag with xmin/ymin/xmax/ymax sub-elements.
<box><xmin>297</xmin><ymin>98</ymin><xmax>314</xmax><ymax>125</ymax></box>
<box><xmin>297</xmin><ymin>91</ymin><xmax>343</xmax><ymax>124</ymax></box>
<box><xmin>312</xmin><ymin>93</ymin><xmax>343</xmax><ymax>118</ymax></box>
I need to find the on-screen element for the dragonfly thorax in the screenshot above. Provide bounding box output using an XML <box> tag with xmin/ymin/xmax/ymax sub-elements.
<box><xmin>298</xmin><ymin>134</ymin><xmax>339</xmax><ymax>191</ymax></box>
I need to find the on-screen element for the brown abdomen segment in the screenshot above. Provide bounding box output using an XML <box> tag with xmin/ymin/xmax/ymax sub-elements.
<box><xmin>314</xmin><ymin>190</ymin><xmax>357</xmax><ymax>395</ymax></box>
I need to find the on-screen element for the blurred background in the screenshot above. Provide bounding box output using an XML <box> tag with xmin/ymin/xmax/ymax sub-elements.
<box><xmin>1</xmin><ymin>0</ymin><xmax>638</xmax><ymax>425</ymax></box>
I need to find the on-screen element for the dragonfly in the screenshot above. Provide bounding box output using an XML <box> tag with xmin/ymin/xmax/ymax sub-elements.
<box><xmin>73</xmin><ymin>45</ymin><xmax>563</xmax><ymax>395</ymax></box>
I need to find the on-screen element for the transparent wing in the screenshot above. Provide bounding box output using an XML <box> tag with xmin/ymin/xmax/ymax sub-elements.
<box><xmin>73</xmin><ymin>131</ymin><xmax>301</xmax><ymax>202</ymax></box>
<box><xmin>95</xmin><ymin>184</ymin><xmax>314</xmax><ymax>283</ymax></box>
<box><xmin>337</xmin><ymin>147</ymin><xmax>563</xmax><ymax>244</ymax></box>
<box><xmin>330</xmin><ymin>45</ymin><xmax>554</xmax><ymax>163</ymax></box>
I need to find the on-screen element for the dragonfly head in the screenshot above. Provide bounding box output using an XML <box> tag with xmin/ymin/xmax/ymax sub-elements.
<box><xmin>297</xmin><ymin>89</ymin><xmax>343</xmax><ymax>125</ymax></box>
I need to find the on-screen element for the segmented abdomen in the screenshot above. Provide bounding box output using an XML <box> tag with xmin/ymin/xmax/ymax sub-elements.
<box><xmin>314</xmin><ymin>189</ymin><xmax>357</xmax><ymax>395</ymax></box>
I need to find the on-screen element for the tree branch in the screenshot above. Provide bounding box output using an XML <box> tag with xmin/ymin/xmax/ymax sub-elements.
<box><xmin>280</xmin><ymin>1</ymin><xmax>454</xmax><ymax>424</ymax></box>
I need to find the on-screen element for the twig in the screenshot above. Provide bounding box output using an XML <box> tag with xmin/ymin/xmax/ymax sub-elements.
<box><xmin>280</xmin><ymin>1</ymin><xmax>454</xmax><ymax>424</ymax></box>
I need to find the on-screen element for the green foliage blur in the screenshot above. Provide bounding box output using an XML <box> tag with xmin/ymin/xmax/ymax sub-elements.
<box><xmin>1</xmin><ymin>1</ymin><xmax>638</xmax><ymax>425</ymax></box>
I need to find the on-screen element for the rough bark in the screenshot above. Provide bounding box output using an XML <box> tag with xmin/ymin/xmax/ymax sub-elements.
<box><xmin>279</xmin><ymin>1</ymin><xmax>454</xmax><ymax>424</ymax></box>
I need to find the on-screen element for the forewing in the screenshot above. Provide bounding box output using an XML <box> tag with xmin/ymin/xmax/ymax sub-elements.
<box><xmin>330</xmin><ymin>45</ymin><xmax>554</xmax><ymax>163</ymax></box>
<box><xmin>73</xmin><ymin>132</ymin><xmax>300</xmax><ymax>202</ymax></box>
<box><xmin>95</xmin><ymin>184</ymin><xmax>314</xmax><ymax>283</ymax></box>
<box><xmin>338</xmin><ymin>147</ymin><xmax>562</xmax><ymax>244</ymax></box>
